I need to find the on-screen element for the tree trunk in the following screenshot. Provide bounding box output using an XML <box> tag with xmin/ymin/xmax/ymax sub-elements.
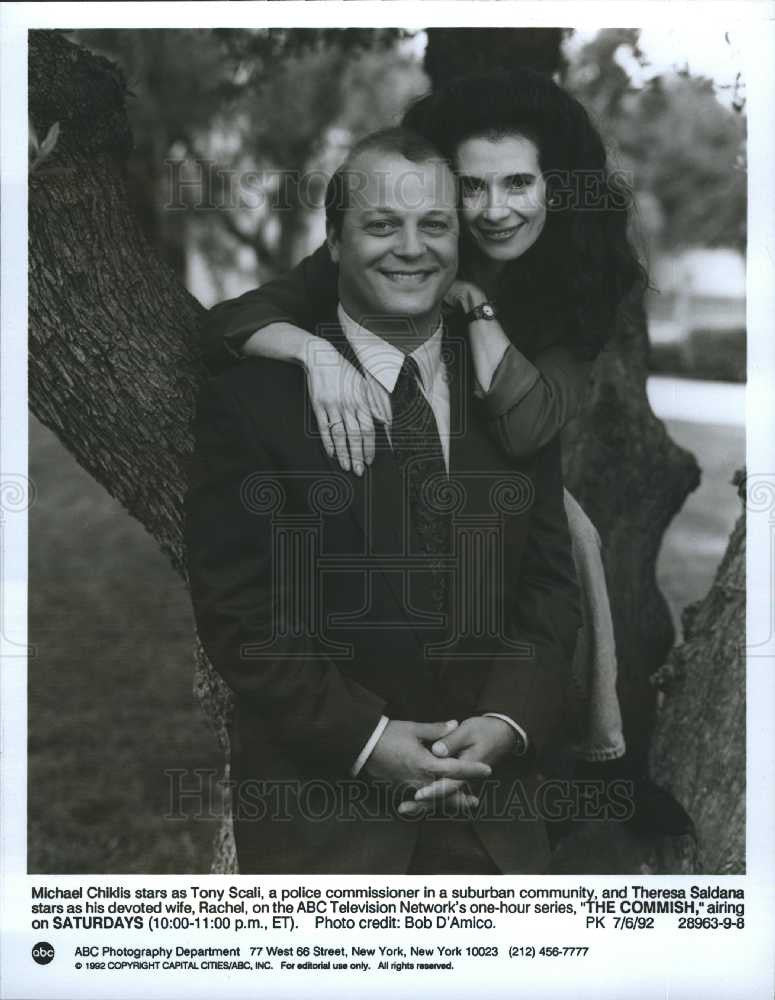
<box><xmin>29</xmin><ymin>30</ymin><xmax>703</xmax><ymax>875</ymax></box>
<box><xmin>649</xmin><ymin>475</ymin><xmax>746</xmax><ymax>874</ymax></box>
<box><xmin>424</xmin><ymin>28</ymin><xmax>567</xmax><ymax>85</ymax></box>
<box><xmin>28</xmin><ymin>29</ymin><xmax>238</xmax><ymax>872</ymax></box>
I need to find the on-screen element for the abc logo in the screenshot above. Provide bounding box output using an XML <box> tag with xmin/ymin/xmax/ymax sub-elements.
<box><xmin>32</xmin><ymin>942</ymin><xmax>55</xmax><ymax>965</ymax></box>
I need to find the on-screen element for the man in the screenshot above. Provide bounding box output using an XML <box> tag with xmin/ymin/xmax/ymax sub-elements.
<box><xmin>185</xmin><ymin>128</ymin><xmax>580</xmax><ymax>874</ymax></box>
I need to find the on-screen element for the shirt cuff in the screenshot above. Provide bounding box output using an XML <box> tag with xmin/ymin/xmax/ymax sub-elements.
<box><xmin>483</xmin><ymin>712</ymin><xmax>529</xmax><ymax>756</ymax></box>
<box><xmin>351</xmin><ymin>715</ymin><xmax>390</xmax><ymax>776</ymax></box>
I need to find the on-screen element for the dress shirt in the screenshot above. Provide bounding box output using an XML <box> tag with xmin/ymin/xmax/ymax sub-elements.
<box><xmin>337</xmin><ymin>304</ymin><xmax>451</xmax><ymax>470</ymax></box>
<box><xmin>336</xmin><ymin>305</ymin><xmax>529</xmax><ymax>776</ymax></box>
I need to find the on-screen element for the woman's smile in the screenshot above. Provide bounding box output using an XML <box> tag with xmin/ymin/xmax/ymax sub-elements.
<box><xmin>475</xmin><ymin>221</ymin><xmax>526</xmax><ymax>243</ymax></box>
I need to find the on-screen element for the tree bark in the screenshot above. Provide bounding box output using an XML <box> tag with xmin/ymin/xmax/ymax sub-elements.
<box><xmin>29</xmin><ymin>30</ymin><xmax>703</xmax><ymax>874</ymax></box>
<box><xmin>28</xmin><ymin>29</ymin><xmax>238</xmax><ymax>872</ymax></box>
<box><xmin>649</xmin><ymin>475</ymin><xmax>746</xmax><ymax>874</ymax></box>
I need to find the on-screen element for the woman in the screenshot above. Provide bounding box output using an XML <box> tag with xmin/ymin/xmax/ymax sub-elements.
<box><xmin>200</xmin><ymin>69</ymin><xmax>644</xmax><ymax>768</ymax></box>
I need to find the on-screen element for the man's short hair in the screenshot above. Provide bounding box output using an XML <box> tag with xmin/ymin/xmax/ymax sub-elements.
<box><xmin>324</xmin><ymin>127</ymin><xmax>450</xmax><ymax>238</ymax></box>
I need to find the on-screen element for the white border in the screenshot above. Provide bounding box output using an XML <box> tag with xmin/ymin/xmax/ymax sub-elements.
<box><xmin>0</xmin><ymin>0</ymin><xmax>770</xmax><ymax>31</ymax></box>
<box><xmin>2</xmin><ymin>4</ymin><xmax>774</xmax><ymax>999</ymax></box>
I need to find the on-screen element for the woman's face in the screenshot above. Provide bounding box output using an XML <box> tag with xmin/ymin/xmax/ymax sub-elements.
<box><xmin>455</xmin><ymin>133</ymin><xmax>547</xmax><ymax>264</ymax></box>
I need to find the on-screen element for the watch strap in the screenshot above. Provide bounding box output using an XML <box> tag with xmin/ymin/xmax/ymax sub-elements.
<box><xmin>466</xmin><ymin>301</ymin><xmax>497</xmax><ymax>323</ymax></box>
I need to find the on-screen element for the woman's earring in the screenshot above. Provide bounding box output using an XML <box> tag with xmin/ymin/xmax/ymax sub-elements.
<box><xmin>547</xmin><ymin>195</ymin><xmax>561</xmax><ymax>209</ymax></box>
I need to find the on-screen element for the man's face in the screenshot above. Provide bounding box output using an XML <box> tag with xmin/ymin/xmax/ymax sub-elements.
<box><xmin>328</xmin><ymin>151</ymin><xmax>459</xmax><ymax>332</ymax></box>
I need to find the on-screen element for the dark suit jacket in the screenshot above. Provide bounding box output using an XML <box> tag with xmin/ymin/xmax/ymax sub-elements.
<box><xmin>185</xmin><ymin>313</ymin><xmax>580</xmax><ymax>874</ymax></box>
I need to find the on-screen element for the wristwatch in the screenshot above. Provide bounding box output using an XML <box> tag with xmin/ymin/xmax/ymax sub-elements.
<box><xmin>466</xmin><ymin>301</ymin><xmax>497</xmax><ymax>323</ymax></box>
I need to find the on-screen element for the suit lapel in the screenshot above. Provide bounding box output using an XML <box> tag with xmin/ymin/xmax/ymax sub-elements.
<box><xmin>438</xmin><ymin>320</ymin><xmax>537</xmax><ymax>683</ymax></box>
<box><xmin>318</xmin><ymin>322</ymin><xmax>404</xmax><ymax>557</ymax></box>
<box><xmin>445</xmin><ymin>320</ymin><xmax>502</xmax><ymax>479</ymax></box>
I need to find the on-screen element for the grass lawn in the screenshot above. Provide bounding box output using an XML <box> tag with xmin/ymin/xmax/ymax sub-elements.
<box><xmin>27</xmin><ymin>411</ymin><xmax>744</xmax><ymax>873</ymax></box>
<box><xmin>28</xmin><ymin>417</ymin><xmax>222</xmax><ymax>874</ymax></box>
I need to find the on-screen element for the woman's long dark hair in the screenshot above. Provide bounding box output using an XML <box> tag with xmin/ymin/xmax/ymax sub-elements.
<box><xmin>402</xmin><ymin>69</ymin><xmax>647</xmax><ymax>360</ymax></box>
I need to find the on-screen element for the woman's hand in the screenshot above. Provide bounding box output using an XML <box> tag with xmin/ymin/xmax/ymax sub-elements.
<box><xmin>305</xmin><ymin>340</ymin><xmax>378</xmax><ymax>476</ymax></box>
<box><xmin>443</xmin><ymin>279</ymin><xmax>488</xmax><ymax>315</ymax></box>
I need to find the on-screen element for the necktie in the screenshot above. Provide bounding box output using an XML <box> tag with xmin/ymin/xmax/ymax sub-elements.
<box><xmin>390</xmin><ymin>356</ymin><xmax>450</xmax><ymax>614</ymax></box>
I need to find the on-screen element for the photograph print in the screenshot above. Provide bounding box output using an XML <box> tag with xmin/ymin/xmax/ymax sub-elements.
<box><xmin>26</xmin><ymin>25</ymin><xmax>746</xmax><ymax>876</ymax></box>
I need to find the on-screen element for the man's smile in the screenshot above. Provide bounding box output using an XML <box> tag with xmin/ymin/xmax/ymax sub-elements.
<box><xmin>377</xmin><ymin>268</ymin><xmax>438</xmax><ymax>285</ymax></box>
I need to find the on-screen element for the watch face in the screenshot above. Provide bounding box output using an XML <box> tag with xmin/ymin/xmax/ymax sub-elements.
<box><xmin>481</xmin><ymin>304</ymin><xmax>495</xmax><ymax>320</ymax></box>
